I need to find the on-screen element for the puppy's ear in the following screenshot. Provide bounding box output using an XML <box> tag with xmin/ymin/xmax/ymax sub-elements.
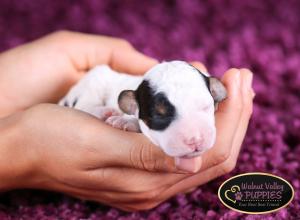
<box><xmin>191</xmin><ymin>64</ymin><xmax>227</xmax><ymax>103</ymax></box>
<box><xmin>118</xmin><ymin>90</ymin><xmax>138</xmax><ymax>115</ymax></box>
<box><xmin>208</xmin><ymin>77</ymin><xmax>227</xmax><ymax>102</ymax></box>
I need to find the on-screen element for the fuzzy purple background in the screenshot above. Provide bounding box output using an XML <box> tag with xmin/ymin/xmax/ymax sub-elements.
<box><xmin>0</xmin><ymin>0</ymin><xmax>299</xmax><ymax>219</ymax></box>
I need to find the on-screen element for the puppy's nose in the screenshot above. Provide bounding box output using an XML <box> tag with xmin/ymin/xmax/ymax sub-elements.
<box><xmin>183</xmin><ymin>136</ymin><xmax>204</xmax><ymax>150</ymax></box>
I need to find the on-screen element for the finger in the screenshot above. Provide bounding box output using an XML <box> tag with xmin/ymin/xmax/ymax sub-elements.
<box><xmin>175</xmin><ymin>156</ymin><xmax>202</xmax><ymax>173</ymax></box>
<box><xmin>43</xmin><ymin>178</ymin><xmax>157</xmax><ymax>208</ymax></box>
<box><xmin>198</xmin><ymin>68</ymin><xmax>243</xmax><ymax>171</ymax></box>
<box><xmin>76</xmin><ymin>185</ymin><xmax>166</xmax><ymax>205</ymax></box>
<box><xmin>84</xmin><ymin>122</ymin><xmax>197</xmax><ymax>173</ymax></box>
<box><xmin>113</xmin><ymin>200</ymin><xmax>160</xmax><ymax>211</ymax></box>
<box><xmin>183</xmin><ymin>187</ymin><xmax>197</xmax><ymax>194</ymax></box>
<box><xmin>110</xmin><ymin>47</ymin><xmax>158</xmax><ymax>75</ymax></box>
<box><xmin>66</xmin><ymin>167</ymin><xmax>186</xmax><ymax>193</ymax></box>
<box><xmin>59</xmin><ymin>182</ymin><xmax>160</xmax><ymax>212</ymax></box>
<box><xmin>211</xmin><ymin>68</ymin><xmax>254</xmax><ymax>175</ymax></box>
<box><xmin>190</xmin><ymin>61</ymin><xmax>208</xmax><ymax>73</ymax></box>
<box><xmin>57</xmin><ymin>31</ymin><xmax>158</xmax><ymax>75</ymax></box>
<box><xmin>229</xmin><ymin>68</ymin><xmax>254</xmax><ymax>158</ymax></box>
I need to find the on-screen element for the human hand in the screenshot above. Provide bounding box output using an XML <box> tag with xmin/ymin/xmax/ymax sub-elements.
<box><xmin>0</xmin><ymin>31</ymin><xmax>211</xmax><ymax>211</ymax></box>
<box><xmin>0</xmin><ymin>30</ymin><xmax>253</xmax><ymax>210</ymax></box>
<box><xmin>0</xmin><ymin>66</ymin><xmax>253</xmax><ymax>211</ymax></box>
<box><xmin>0</xmin><ymin>103</ymin><xmax>203</xmax><ymax>207</ymax></box>
<box><xmin>0</xmin><ymin>31</ymin><xmax>158</xmax><ymax>117</ymax></box>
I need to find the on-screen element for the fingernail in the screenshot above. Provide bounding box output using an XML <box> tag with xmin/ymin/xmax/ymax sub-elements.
<box><xmin>175</xmin><ymin>157</ymin><xmax>202</xmax><ymax>173</ymax></box>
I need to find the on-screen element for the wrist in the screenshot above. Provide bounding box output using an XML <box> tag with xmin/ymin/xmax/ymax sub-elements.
<box><xmin>0</xmin><ymin>112</ymin><xmax>36</xmax><ymax>191</ymax></box>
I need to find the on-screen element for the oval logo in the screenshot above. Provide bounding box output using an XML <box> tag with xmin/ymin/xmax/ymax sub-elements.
<box><xmin>218</xmin><ymin>172</ymin><xmax>294</xmax><ymax>214</ymax></box>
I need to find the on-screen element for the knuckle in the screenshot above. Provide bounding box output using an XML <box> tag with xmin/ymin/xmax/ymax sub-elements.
<box><xmin>138</xmin><ymin>202</ymin><xmax>159</xmax><ymax>210</ymax></box>
<box><xmin>140</xmin><ymin>144</ymin><xmax>157</xmax><ymax>171</ymax></box>
<box><xmin>129</xmin><ymin>145</ymin><xmax>140</xmax><ymax>168</ymax></box>
<box><xmin>143</xmin><ymin>188</ymin><xmax>162</xmax><ymax>200</ymax></box>
<box><xmin>215</xmin><ymin>149</ymin><xmax>231</xmax><ymax>164</ymax></box>
<box><xmin>115</xmin><ymin>38</ymin><xmax>132</xmax><ymax>48</ymax></box>
<box><xmin>240</xmin><ymin>68</ymin><xmax>252</xmax><ymax>74</ymax></box>
<box><xmin>123</xmin><ymin>202</ymin><xmax>159</xmax><ymax>211</ymax></box>
<box><xmin>220</xmin><ymin>158</ymin><xmax>237</xmax><ymax>174</ymax></box>
<box><xmin>142</xmin><ymin>147</ymin><xmax>172</xmax><ymax>172</ymax></box>
<box><xmin>223</xmin><ymin>68</ymin><xmax>240</xmax><ymax>82</ymax></box>
<box><xmin>228</xmin><ymin>67</ymin><xmax>239</xmax><ymax>71</ymax></box>
<box><xmin>227</xmin><ymin>68</ymin><xmax>240</xmax><ymax>74</ymax></box>
<box><xmin>130</xmin><ymin>142</ymin><xmax>155</xmax><ymax>171</ymax></box>
<box><xmin>46</xmin><ymin>30</ymin><xmax>76</xmax><ymax>48</ymax></box>
<box><xmin>51</xmin><ymin>30</ymin><xmax>72</xmax><ymax>39</ymax></box>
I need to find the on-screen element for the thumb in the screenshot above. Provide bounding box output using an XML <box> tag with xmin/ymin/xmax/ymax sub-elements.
<box><xmin>110</xmin><ymin>48</ymin><xmax>158</xmax><ymax>75</ymax></box>
<box><xmin>92</xmin><ymin>126</ymin><xmax>197</xmax><ymax>173</ymax></box>
<box><xmin>125</xmin><ymin>138</ymin><xmax>178</xmax><ymax>172</ymax></box>
<box><xmin>123</xmin><ymin>137</ymin><xmax>202</xmax><ymax>173</ymax></box>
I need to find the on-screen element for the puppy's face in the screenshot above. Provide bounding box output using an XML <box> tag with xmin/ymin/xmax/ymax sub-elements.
<box><xmin>118</xmin><ymin>61</ymin><xmax>227</xmax><ymax>158</ymax></box>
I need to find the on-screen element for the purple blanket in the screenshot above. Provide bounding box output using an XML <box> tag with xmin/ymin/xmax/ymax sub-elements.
<box><xmin>0</xmin><ymin>0</ymin><xmax>299</xmax><ymax>219</ymax></box>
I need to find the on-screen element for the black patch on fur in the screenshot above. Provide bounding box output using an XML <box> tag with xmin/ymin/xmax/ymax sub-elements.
<box><xmin>72</xmin><ymin>97</ymin><xmax>78</xmax><ymax>107</ymax></box>
<box><xmin>63</xmin><ymin>100</ymin><xmax>69</xmax><ymax>107</ymax></box>
<box><xmin>135</xmin><ymin>80</ymin><xmax>176</xmax><ymax>131</ymax></box>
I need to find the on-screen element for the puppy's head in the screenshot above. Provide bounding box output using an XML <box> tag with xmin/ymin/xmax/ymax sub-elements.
<box><xmin>118</xmin><ymin>61</ymin><xmax>227</xmax><ymax>158</ymax></box>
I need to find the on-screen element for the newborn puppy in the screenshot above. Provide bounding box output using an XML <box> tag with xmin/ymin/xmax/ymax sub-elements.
<box><xmin>59</xmin><ymin>61</ymin><xmax>227</xmax><ymax>158</ymax></box>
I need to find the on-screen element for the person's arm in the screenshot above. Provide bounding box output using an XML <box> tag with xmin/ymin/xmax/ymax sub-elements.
<box><xmin>0</xmin><ymin>112</ymin><xmax>34</xmax><ymax>191</ymax></box>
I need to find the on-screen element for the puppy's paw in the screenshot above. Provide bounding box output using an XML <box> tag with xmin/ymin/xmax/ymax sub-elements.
<box><xmin>97</xmin><ymin>107</ymin><xmax>121</xmax><ymax>121</ymax></box>
<box><xmin>105</xmin><ymin>115</ymin><xmax>140</xmax><ymax>132</ymax></box>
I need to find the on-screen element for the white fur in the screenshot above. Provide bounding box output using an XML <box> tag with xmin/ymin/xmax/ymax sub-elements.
<box><xmin>59</xmin><ymin>61</ymin><xmax>216</xmax><ymax>158</ymax></box>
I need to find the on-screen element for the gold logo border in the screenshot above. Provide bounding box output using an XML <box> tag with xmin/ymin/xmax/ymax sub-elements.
<box><xmin>217</xmin><ymin>172</ymin><xmax>295</xmax><ymax>215</ymax></box>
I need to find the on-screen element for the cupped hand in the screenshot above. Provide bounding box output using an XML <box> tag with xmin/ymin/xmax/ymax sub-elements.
<box><xmin>0</xmin><ymin>31</ymin><xmax>157</xmax><ymax>118</ymax></box>
<box><xmin>0</xmin><ymin>31</ymin><xmax>254</xmax><ymax>211</ymax></box>
<box><xmin>0</xmin><ymin>103</ymin><xmax>193</xmax><ymax>208</ymax></box>
<box><xmin>0</xmin><ymin>67</ymin><xmax>253</xmax><ymax>211</ymax></box>
<box><xmin>0</xmin><ymin>31</ymin><xmax>204</xmax><ymax>211</ymax></box>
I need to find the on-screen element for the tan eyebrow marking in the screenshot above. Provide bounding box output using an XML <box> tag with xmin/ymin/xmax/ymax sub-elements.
<box><xmin>155</xmin><ymin>102</ymin><xmax>167</xmax><ymax>115</ymax></box>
